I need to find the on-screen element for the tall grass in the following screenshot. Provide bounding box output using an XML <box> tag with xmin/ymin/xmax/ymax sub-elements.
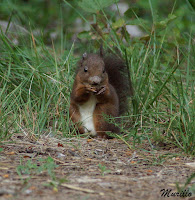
<box><xmin>0</xmin><ymin>31</ymin><xmax>75</xmax><ymax>139</ymax></box>
<box><xmin>0</xmin><ymin>0</ymin><xmax>194</xmax><ymax>155</ymax></box>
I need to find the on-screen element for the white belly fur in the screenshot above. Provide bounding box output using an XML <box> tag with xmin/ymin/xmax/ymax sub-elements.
<box><xmin>78</xmin><ymin>95</ymin><xmax>97</xmax><ymax>136</ymax></box>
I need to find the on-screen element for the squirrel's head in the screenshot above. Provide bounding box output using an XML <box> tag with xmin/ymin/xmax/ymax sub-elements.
<box><xmin>77</xmin><ymin>52</ymin><xmax>108</xmax><ymax>86</ymax></box>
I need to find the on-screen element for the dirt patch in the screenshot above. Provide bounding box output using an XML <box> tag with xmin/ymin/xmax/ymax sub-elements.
<box><xmin>0</xmin><ymin>134</ymin><xmax>194</xmax><ymax>200</ymax></box>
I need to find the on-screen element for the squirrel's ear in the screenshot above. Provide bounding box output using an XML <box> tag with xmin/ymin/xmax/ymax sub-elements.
<box><xmin>100</xmin><ymin>44</ymin><xmax>104</xmax><ymax>58</ymax></box>
<box><xmin>82</xmin><ymin>52</ymin><xmax>87</xmax><ymax>60</ymax></box>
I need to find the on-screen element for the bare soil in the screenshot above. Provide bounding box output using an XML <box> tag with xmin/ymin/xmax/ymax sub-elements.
<box><xmin>0</xmin><ymin>133</ymin><xmax>194</xmax><ymax>200</ymax></box>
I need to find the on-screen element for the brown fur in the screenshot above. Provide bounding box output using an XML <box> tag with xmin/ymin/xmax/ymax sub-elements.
<box><xmin>69</xmin><ymin>53</ymin><xmax>132</xmax><ymax>138</ymax></box>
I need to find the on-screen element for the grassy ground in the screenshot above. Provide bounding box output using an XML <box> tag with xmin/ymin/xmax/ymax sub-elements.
<box><xmin>0</xmin><ymin>0</ymin><xmax>194</xmax><ymax>154</ymax></box>
<box><xmin>0</xmin><ymin>0</ymin><xmax>194</xmax><ymax>199</ymax></box>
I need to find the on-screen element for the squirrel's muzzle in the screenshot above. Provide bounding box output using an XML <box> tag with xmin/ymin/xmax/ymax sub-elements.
<box><xmin>89</xmin><ymin>76</ymin><xmax>101</xmax><ymax>85</ymax></box>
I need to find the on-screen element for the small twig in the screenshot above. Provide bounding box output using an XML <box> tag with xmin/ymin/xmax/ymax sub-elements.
<box><xmin>0</xmin><ymin>167</ymin><xmax>9</xmax><ymax>170</ymax></box>
<box><xmin>48</xmin><ymin>180</ymin><xmax>104</xmax><ymax>195</ymax></box>
<box><xmin>61</xmin><ymin>183</ymin><xmax>104</xmax><ymax>195</ymax></box>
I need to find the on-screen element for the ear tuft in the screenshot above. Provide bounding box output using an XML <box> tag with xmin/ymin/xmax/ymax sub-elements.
<box><xmin>82</xmin><ymin>52</ymin><xmax>87</xmax><ymax>60</ymax></box>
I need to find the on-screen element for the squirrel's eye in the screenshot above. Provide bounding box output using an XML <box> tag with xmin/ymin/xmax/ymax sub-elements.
<box><xmin>84</xmin><ymin>66</ymin><xmax>88</xmax><ymax>72</ymax></box>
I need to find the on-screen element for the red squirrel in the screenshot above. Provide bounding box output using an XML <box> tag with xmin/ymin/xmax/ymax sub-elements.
<box><xmin>69</xmin><ymin>49</ymin><xmax>132</xmax><ymax>138</ymax></box>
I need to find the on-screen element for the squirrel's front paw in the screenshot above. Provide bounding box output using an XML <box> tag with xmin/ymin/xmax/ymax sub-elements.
<box><xmin>86</xmin><ymin>86</ymin><xmax>97</xmax><ymax>93</ymax></box>
<box><xmin>96</xmin><ymin>85</ymin><xmax>106</xmax><ymax>95</ymax></box>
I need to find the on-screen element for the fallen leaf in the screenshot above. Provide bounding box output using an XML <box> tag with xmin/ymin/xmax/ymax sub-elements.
<box><xmin>29</xmin><ymin>186</ymin><xmax>36</xmax><ymax>190</ymax></box>
<box><xmin>58</xmin><ymin>143</ymin><xmax>64</xmax><ymax>147</ymax></box>
<box><xmin>23</xmin><ymin>155</ymin><xmax>31</xmax><ymax>158</ymax></box>
<box><xmin>125</xmin><ymin>151</ymin><xmax>132</xmax><ymax>156</ymax></box>
<box><xmin>53</xmin><ymin>187</ymin><xmax>58</xmax><ymax>193</ymax></box>
<box><xmin>87</xmin><ymin>139</ymin><xmax>93</xmax><ymax>143</ymax></box>
<box><xmin>146</xmin><ymin>170</ymin><xmax>153</xmax><ymax>173</ymax></box>
<box><xmin>7</xmin><ymin>151</ymin><xmax>15</xmax><ymax>155</ymax></box>
<box><xmin>3</xmin><ymin>174</ymin><xmax>9</xmax><ymax>178</ymax></box>
<box><xmin>130</xmin><ymin>161</ymin><xmax>136</xmax><ymax>164</ymax></box>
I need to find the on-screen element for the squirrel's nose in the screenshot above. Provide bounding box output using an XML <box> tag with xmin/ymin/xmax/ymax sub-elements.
<box><xmin>89</xmin><ymin>76</ymin><xmax>101</xmax><ymax>85</ymax></box>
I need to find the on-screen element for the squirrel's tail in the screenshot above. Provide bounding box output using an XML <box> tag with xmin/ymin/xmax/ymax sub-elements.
<box><xmin>104</xmin><ymin>56</ymin><xmax>133</xmax><ymax>115</ymax></box>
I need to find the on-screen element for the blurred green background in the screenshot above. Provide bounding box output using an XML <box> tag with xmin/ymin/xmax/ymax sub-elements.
<box><xmin>0</xmin><ymin>0</ymin><xmax>194</xmax><ymax>50</ymax></box>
